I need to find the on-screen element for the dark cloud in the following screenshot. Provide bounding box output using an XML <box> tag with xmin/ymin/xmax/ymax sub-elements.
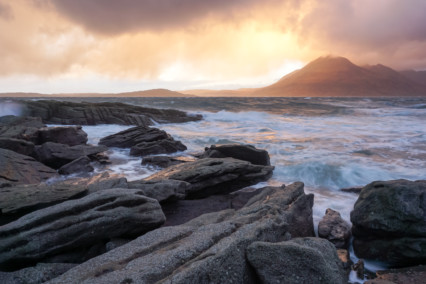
<box><xmin>0</xmin><ymin>2</ymin><xmax>13</xmax><ymax>20</ymax></box>
<box><xmin>48</xmin><ymin>0</ymin><xmax>282</xmax><ymax>34</ymax></box>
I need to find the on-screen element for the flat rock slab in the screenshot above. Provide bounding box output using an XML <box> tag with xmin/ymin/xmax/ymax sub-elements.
<box><xmin>0</xmin><ymin>188</ymin><xmax>165</xmax><ymax>270</ymax></box>
<box><xmin>145</xmin><ymin>157</ymin><xmax>274</xmax><ymax>199</ymax></box>
<box><xmin>47</xmin><ymin>182</ymin><xmax>315</xmax><ymax>284</ymax></box>
<box><xmin>0</xmin><ymin>148</ymin><xmax>56</xmax><ymax>187</ymax></box>
<box><xmin>19</xmin><ymin>100</ymin><xmax>202</xmax><ymax>126</ymax></box>
<box><xmin>201</xmin><ymin>144</ymin><xmax>271</xmax><ymax>166</ymax></box>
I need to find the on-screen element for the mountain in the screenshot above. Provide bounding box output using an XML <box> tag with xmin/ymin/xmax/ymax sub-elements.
<box><xmin>399</xmin><ymin>70</ymin><xmax>426</xmax><ymax>86</ymax></box>
<box><xmin>252</xmin><ymin>56</ymin><xmax>426</xmax><ymax>97</ymax></box>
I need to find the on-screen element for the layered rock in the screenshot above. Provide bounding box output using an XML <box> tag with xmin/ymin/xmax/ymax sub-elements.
<box><xmin>99</xmin><ymin>126</ymin><xmax>187</xmax><ymax>156</ymax></box>
<box><xmin>0</xmin><ymin>188</ymin><xmax>165</xmax><ymax>270</ymax></box>
<box><xmin>47</xmin><ymin>182</ymin><xmax>315</xmax><ymax>284</ymax></box>
<box><xmin>351</xmin><ymin>179</ymin><xmax>426</xmax><ymax>267</ymax></box>
<box><xmin>19</xmin><ymin>100</ymin><xmax>202</xmax><ymax>126</ymax></box>
<box><xmin>0</xmin><ymin>116</ymin><xmax>44</xmax><ymax>142</ymax></box>
<box><xmin>36</xmin><ymin>126</ymin><xmax>88</xmax><ymax>146</ymax></box>
<box><xmin>318</xmin><ymin>208</ymin><xmax>351</xmax><ymax>249</ymax></box>
<box><xmin>0</xmin><ymin>148</ymin><xmax>56</xmax><ymax>187</ymax></box>
<box><xmin>201</xmin><ymin>144</ymin><xmax>271</xmax><ymax>166</ymax></box>
<box><xmin>145</xmin><ymin>157</ymin><xmax>274</xmax><ymax>198</ymax></box>
<box><xmin>127</xmin><ymin>179</ymin><xmax>189</xmax><ymax>203</ymax></box>
<box><xmin>247</xmin><ymin>238</ymin><xmax>347</xmax><ymax>284</ymax></box>
<box><xmin>34</xmin><ymin>142</ymin><xmax>108</xmax><ymax>169</ymax></box>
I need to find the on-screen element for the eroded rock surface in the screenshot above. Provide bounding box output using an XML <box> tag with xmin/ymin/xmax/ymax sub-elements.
<box><xmin>145</xmin><ymin>157</ymin><xmax>274</xmax><ymax>198</ymax></box>
<box><xmin>47</xmin><ymin>182</ymin><xmax>314</xmax><ymax>284</ymax></box>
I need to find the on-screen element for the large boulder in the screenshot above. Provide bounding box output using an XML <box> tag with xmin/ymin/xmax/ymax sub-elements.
<box><xmin>201</xmin><ymin>144</ymin><xmax>271</xmax><ymax>166</ymax></box>
<box><xmin>0</xmin><ymin>188</ymin><xmax>165</xmax><ymax>270</ymax></box>
<box><xmin>34</xmin><ymin>142</ymin><xmax>108</xmax><ymax>169</ymax></box>
<box><xmin>0</xmin><ymin>116</ymin><xmax>44</xmax><ymax>142</ymax></box>
<box><xmin>318</xmin><ymin>208</ymin><xmax>351</xmax><ymax>249</ymax></box>
<box><xmin>46</xmin><ymin>182</ymin><xmax>315</xmax><ymax>284</ymax></box>
<box><xmin>247</xmin><ymin>238</ymin><xmax>347</xmax><ymax>284</ymax></box>
<box><xmin>351</xmin><ymin>179</ymin><xmax>426</xmax><ymax>267</ymax></box>
<box><xmin>19</xmin><ymin>100</ymin><xmax>202</xmax><ymax>126</ymax></box>
<box><xmin>145</xmin><ymin>157</ymin><xmax>274</xmax><ymax>199</ymax></box>
<box><xmin>36</xmin><ymin>126</ymin><xmax>88</xmax><ymax>146</ymax></box>
<box><xmin>0</xmin><ymin>148</ymin><xmax>56</xmax><ymax>187</ymax></box>
<box><xmin>99</xmin><ymin>126</ymin><xmax>187</xmax><ymax>156</ymax></box>
<box><xmin>0</xmin><ymin>138</ymin><xmax>35</xmax><ymax>156</ymax></box>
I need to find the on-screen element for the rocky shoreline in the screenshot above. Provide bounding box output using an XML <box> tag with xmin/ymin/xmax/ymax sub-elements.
<box><xmin>0</xmin><ymin>100</ymin><xmax>425</xmax><ymax>283</ymax></box>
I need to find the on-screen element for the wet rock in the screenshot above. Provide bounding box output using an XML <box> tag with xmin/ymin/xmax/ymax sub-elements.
<box><xmin>365</xmin><ymin>265</ymin><xmax>426</xmax><ymax>284</ymax></box>
<box><xmin>0</xmin><ymin>137</ymin><xmax>35</xmax><ymax>156</ymax></box>
<box><xmin>46</xmin><ymin>182</ymin><xmax>314</xmax><ymax>284</ymax></box>
<box><xmin>0</xmin><ymin>116</ymin><xmax>44</xmax><ymax>142</ymax></box>
<box><xmin>36</xmin><ymin>126</ymin><xmax>88</xmax><ymax>146</ymax></box>
<box><xmin>58</xmin><ymin>156</ymin><xmax>94</xmax><ymax>175</ymax></box>
<box><xmin>351</xmin><ymin>179</ymin><xmax>426</xmax><ymax>267</ymax></box>
<box><xmin>0</xmin><ymin>263</ymin><xmax>77</xmax><ymax>284</ymax></box>
<box><xmin>130</xmin><ymin>138</ymin><xmax>187</xmax><ymax>156</ymax></box>
<box><xmin>0</xmin><ymin>188</ymin><xmax>165</xmax><ymax>270</ymax></box>
<box><xmin>0</xmin><ymin>148</ymin><xmax>56</xmax><ymax>187</ymax></box>
<box><xmin>142</xmin><ymin>155</ymin><xmax>196</xmax><ymax>168</ymax></box>
<box><xmin>340</xmin><ymin>186</ymin><xmax>363</xmax><ymax>194</ymax></box>
<box><xmin>247</xmin><ymin>237</ymin><xmax>347</xmax><ymax>284</ymax></box>
<box><xmin>20</xmin><ymin>100</ymin><xmax>202</xmax><ymax>126</ymax></box>
<box><xmin>201</xmin><ymin>144</ymin><xmax>271</xmax><ymax>166</ymax></box>
<box><xmin>145</xmin><ymin>157</ymin><xmax>274</xmax><ymax>199</ymax></box>
<box><xmin>127</xmin><ymin>179</ymin><xmax>189</xmax><ymax>203</ymax></box>
<box><xmin>352</xmin><ymin>259</ymin><xmax>365</xmax><ymax>280</ymax></box>
<box><xmin>34</xmin><ymin>142</ymin><xmax>108</xmax><ymax>169</ymax></box>
<box><xmin>318</xmin><ymin>208</ymin><xmax>352</xmax><ymax>249</ymax></box>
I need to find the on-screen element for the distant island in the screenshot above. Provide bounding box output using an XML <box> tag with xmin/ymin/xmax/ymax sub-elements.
<box><xmin>1</xmin><ymin>56</ymin><xmax>426</xmax><ymax>97</ymax></box>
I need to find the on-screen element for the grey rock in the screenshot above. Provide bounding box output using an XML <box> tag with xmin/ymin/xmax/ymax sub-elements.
<box><xmin>20</xmin><ymin>100</ymin><xmax>202</xmax><ymax>126</ymax></box>
<box><xmin>247</xmin><ymin>237</ymin><xmax>347</xmax><ymax>284</ymax></box>
<box><xmin>201</xmin><ymin>144</ymin><xmax>271</xmax><ymax>166</ymax></box>
<box><xmin>145</xmin><ymin>157</ymin><xmax>274</xmax><ymax>199</ymax></box>
<box><xmin>130</xmin><ymin>138</ymin><xmax>187</xmax><ymax>156</ymax></box>
<box><xmin>318</xmin><ymin>208</ymin><xmax>351</xmax><ymax>249</ymax></box>
<box><xmin>0</xmin><ymin>116</ymin><xmax>45</xmax><ymax>142</ymax></box>
<box><xmin>128</xmin><ymin>179</ymin><xmax>189</xmax><ymax>203</ymax></box>
<box><xmin>365</xmin><ymin>265</ymin><xmax>426</xmax><ymax>284</ymax></box>
<box><xmin>36</xmin><ymin>126</ymin><xmax>88</xmax><ymax>146</ymax></box>
<box><xmin>0</xmin><ymin>138</ymin><xmax>35</xmax><ymax>156</ymax></box>
<box><xmin>351</xmin><ymin>179</ymin><xmax>426</xmax><ymax>266</ymax></box>
<box><xmin>47</xmin><ymin>182</ymin><xmax>314</xmax><ymax>284</ymax></box>
<box><xmin>34</xmin><ymin>142</ymin><xmax>108</xmax><ymax>169</ymax></box>
<box><xmin>0</xmin><ymin>148</ymin><xmax>56</xmax><ymax>187</ymax></box>
<box><xmin>0</xmin><ymin>263</ymin><xmax>76</xmax><ymax>283</ymax></box>
<box><xmin>58</xmin><ymin>156</ymin><xmax>94</xmax><ymax>175</ymax></box>
<box><xmin>0</xmin><ymin>188</ymin><xmax>165</xmax><ymax>270</ymax></box>
<box><xmin>142</xmin><ymin>155</ymin><xmax>196</xmax><ymax>168</ymax></box>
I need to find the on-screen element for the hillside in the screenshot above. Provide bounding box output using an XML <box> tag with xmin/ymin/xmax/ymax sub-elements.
<box><xmin>400</xmin><ymin>70</ymin><xmax>426</xmax><ymax>86</ymax></box>
<box><xmin>252</xmin><ymin>56</ymin><xmax>426</xmax><ymax>97</ymax></box>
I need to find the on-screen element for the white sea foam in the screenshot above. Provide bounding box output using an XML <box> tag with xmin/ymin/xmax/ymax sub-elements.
<box><xmin>0</xmin><ymin>101</ymin><xmax>23</xmax><ymax>116</ymax></box>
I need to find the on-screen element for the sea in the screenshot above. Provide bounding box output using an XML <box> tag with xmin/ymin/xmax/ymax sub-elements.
<box><xmin>2</xmin><ymin>96</ymin><xmax>426</xmax><ymax>277</ymax></box>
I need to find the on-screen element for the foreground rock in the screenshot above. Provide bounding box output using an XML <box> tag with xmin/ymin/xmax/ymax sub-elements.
<box><xmin>247</xmin><ymin>237</ymin><xmax>346</xmax><ymax>284</ymax></box>
<box><xmin>351</xmin><ymin>179</ymin><xmax>426</xmax><ymax>267</ymax></box>
<box><xmin>201</xmin><ymin>144</ymin><xmax>271</xmax><ymax>166</ymax></box>
<box><xmin>47</xmin><ymin>182</ymin><xmax>314</xmax><ymax>284</ymax></box>
<box><xmin>0</xmin><ymin>148</ymin><xmax>56</xmax><ymax>187</ymax></box>
<box><xmin>145</xmin><ymin>157</ymin><xmax>274</xmax><ymax>198</ymax></box>
<box><xmin>20</xmin><ymin>100</ymin><xmax>202</xmax><ymax>126</ymax></box>
<box><xmin>0</xmin><ymin>263</ymin><xmax>76</xmax><ymax>284</ymax></box>
<box><xmin>99</xmin><ymin>126</ymin><xmax>187</xmax><ymax>156</ymax></box>
<box><xmin>0</xmin><ymin>188</ymin><xmax>165</xmax><ymax>270</ymax></box>
<box><xmin>34</xmin><ymin>142</ymin><xmax>108</xmax><ymax>169</ymax></box>
<box><xmin>318</xmin><ymin>208</ymin><xmax>351</xmax><ymax>249</ymax></box>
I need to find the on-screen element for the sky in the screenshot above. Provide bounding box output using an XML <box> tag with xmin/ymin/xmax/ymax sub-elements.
<box><xmin>0</xmin><ymin>0</ymin><xmax>426</xmax><ymax>93</ymax></box>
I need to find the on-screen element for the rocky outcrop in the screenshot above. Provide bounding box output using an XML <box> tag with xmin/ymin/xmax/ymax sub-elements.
<box><xmin>36</xmin><ymin>126</ymin><xmax>88</xmax><ymax>146</ymax></box>
<box><xmin>127</xmin><ymin>179</ymin><xmax>189</xmax><ymax>203</ymax></box>
<box><xmin>58</xmin><ymin>156</ymin><xmax>94</xmax><ymax>175</ymax></box>
<box><xmin>201</xmin><ymin>144</ymin><xmax>271</xmax><ymax>166</ymax></box>
<box><xmin>145</xmin><ymin>158</ymin><xmax>274</xmax><ymax>199</ymax></box>
<box><xmin>0</xmin><ymin>188</ymin><xmax>165</xmax><ymax>270</ymax></box>
<box><xmin>46</xmin><ymin>182</ymin><xmax>314</xmax><ymax>284</ymax></box>
<box><xmin>99</xmin><ymin>126</ymin><xmax>187</xmax><ymax>156</ymax></box>
<box><xmin>318</xmin><ymin>208</ymin><xmax>351</xmax><ymax>249</ymax></box>
<box><xmin>0</xmin><ymin>263</ymin><xmax>77</xmax><ymax>284</ymax></box>
<box><xmin>19</xmin><ymin>100</ymin><xmax>202</xmax><ymax>126</ymax></box>
<box><xmin>0</xmin><ymin>148</ymin><xmax>56</xmax><ymax>187</ymax></box>
<box><xmin>351</xmin><ymin>179</ymin><xmax>426</xmax><ymax>267</ymax></box>
<box><xmin>247</xmin><ymin>238</ymin><xmax>347</xmax><ymax>284</ymax></box>
<box><xmin>0</xmin><ymin>138</ymin><xmax>35</xmax><ymax>156</ymax></box>
<box><xmin>0</xmin><ymin>116</ymin><xmax>44</xmax><ymax>142</ymax></box>
<box><xmin>34</xmin><ymin>142</ymin><xmax>108</xmax><ymax>169</ymax></box>
<box><xmin>142</xmin><ymin>155</ymin><xmax>196</xmax><ymax>168</ymax></box>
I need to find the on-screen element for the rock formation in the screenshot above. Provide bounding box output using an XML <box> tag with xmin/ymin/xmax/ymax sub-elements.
<box><xmin>201</xmin><ymin>144</ymin><xmax>271</xmax><ymax>166</ymax></box>
<box><xmin>318</xmin><ymin>208</ymin><xmax>352</xmax><ymax>249</ymax></box>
